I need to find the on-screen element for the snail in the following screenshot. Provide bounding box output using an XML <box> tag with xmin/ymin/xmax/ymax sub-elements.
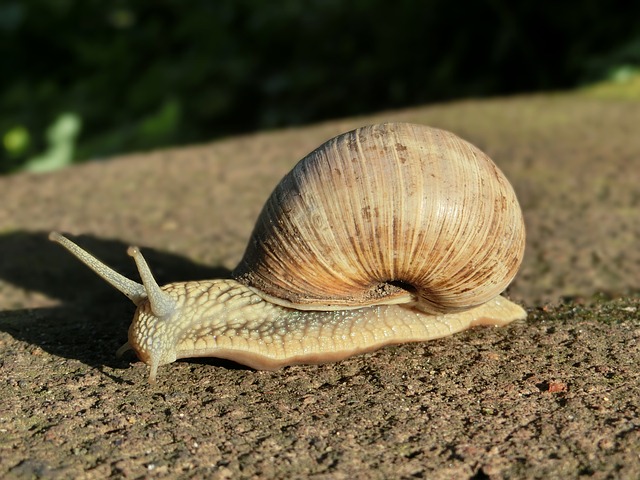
<box><xmin>50</xmin><ymin>122</ymin><xmax>526</xmax><ymax>383</ymax></box>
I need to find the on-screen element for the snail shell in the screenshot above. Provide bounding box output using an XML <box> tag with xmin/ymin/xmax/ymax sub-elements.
<box><xmin>50</xmin><ymin>122</ymin><xmax>526</xmax><ymax>382</ymax></box>
<box><xmin>235</xmin><ymin>123</ymin><xmax>524</xmax><ymax>314</ymax></box>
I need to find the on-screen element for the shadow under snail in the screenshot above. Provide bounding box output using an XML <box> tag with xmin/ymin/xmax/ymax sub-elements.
<box><xmin>50</xmin><ymin>122</ymin><xmax>526</xmax><ymax>383</ymax></box>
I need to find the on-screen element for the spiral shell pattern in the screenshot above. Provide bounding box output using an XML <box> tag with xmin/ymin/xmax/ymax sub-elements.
<box><xmin>233</xmin><ymin>123</ymin><xmax>525</xmax><ymax>314</ymax></box>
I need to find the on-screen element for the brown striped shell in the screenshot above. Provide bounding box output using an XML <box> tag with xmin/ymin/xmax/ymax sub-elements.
<box><xmin>233</xmin><ymin>123</ymin><xmax>525</xmax><ymax>314</ymax></box>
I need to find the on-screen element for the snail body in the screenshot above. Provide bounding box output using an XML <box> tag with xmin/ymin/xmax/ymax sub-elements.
<box><xmin>50</xmin><ymin>123</ymin><xmax>526</xmax><ymax>382</ymax></box>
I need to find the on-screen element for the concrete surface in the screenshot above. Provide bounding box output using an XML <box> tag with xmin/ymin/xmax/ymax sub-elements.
<box><xmin>0</xmin><ymin>92</ymin><xmax>639</xmax><ymax>479</ymax></box>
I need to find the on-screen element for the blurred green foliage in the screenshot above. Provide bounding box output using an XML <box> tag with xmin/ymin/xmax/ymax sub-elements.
<box><xmin>2</xmin><ymin>0</ymin><xmax>640</xmax><ymax>173</ymax></box>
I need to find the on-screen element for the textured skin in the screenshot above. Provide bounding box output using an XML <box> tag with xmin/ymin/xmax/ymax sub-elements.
<box><xmin>128</xmin><ymin>279</ymin><xmax>525</xmax><ymax>381</ymax></box>
<box><xmin>49</xmin><ymin>232</ymin><xmax>524</xmax><ymax>382</ymax></box>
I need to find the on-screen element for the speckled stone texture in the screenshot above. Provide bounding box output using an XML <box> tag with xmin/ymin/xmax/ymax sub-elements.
<box><xmin>0</xmin><ymin>93</ymin><xmax>638</xmax><ymax>479</ymax></box>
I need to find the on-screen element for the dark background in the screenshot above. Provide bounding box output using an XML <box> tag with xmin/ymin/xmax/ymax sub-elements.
<box><xmin>2</xmin><ymin>0</ymin><xmax>639</xmax><ymax>173</ymax></box>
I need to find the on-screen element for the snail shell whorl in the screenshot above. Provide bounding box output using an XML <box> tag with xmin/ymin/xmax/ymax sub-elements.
<box><xmin>233</xmin><ymin>123</ymin><xmax>525</xmax><ymax>314</ymax></box>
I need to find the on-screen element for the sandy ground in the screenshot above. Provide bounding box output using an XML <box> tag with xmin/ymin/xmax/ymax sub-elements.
<box><xmin>0</xmin><ymin>92</ymin><xmax>639</xmax><ymax>479</ymax></box>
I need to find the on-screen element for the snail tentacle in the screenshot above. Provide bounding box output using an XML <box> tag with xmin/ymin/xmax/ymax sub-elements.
<box><xmin>127</xmin><ymin>246</ymin><xmax>176</xmax><ymax>319</ymax></box>
<box><xmin>49</xmin><ymin>231</ymin><xmax>147</xmax><ymax>305</ymax></box>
